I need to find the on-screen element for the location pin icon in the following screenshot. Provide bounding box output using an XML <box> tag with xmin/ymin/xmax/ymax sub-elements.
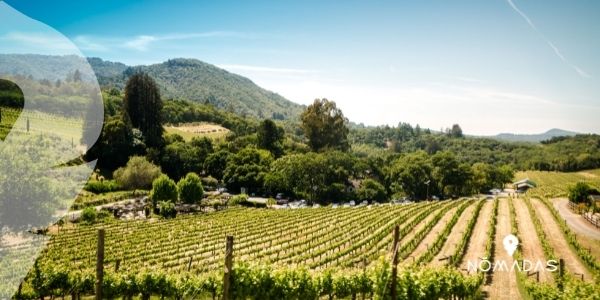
<box><xmin>503</xmin><ymin>234</ymin><xmax>519</xmax><ymax>257</ymax></box>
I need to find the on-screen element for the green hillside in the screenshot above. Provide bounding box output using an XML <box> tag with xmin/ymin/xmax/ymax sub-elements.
<box><xmin>89</xmin><ymin>57</ymin><xmax>304</xmax><ymax>120</ymax></box>
<box><xmin>0</xmin><ymin>54</ymin><xmax>304</xmax><ymax>121</ymax></box>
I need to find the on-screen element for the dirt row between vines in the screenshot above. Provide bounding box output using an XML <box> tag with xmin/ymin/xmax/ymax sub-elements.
<box><xmin>430</xmin><ymin>204</ymin><xmax>477</xmax><ymax>267</ymax></box>
<box><xmin>530</xmin><ymin>198</ymin><xmax>592</xmax><ymax>282</ymax></box>
<box><xmin>401</xmin><ymin>205</ymin><xmax>460</xmax><ymax>266</ymax></box>
<box><xmin>485</xmin><ymin>198</ymin><xmax>521</xmax><ymax>300</ymax></box>
<box><xmin>512</xmin><ymin>198</ymin><xmax>553</xmax><ymax>283</ymax></box>
<box><xmin>459</xmin><ymin>200</ymin><xmax>493</xmax><ymax>273</ymax></box>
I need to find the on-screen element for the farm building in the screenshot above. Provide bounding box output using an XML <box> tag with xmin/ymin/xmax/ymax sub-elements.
<box><xmin>513</xmin><ymin>178</ymin><xmax>537</xmax><ymax>192</ymax></box>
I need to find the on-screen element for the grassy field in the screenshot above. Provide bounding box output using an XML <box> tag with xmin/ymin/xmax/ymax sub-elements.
<box><xmin>165</xmin><ymin>122</ymin><xmax>230</xmax><ymax>141</ymax></box>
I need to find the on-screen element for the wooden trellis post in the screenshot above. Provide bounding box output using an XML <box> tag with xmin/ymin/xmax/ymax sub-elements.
<box><xmin>223</xmin><ymin>236</ymin><xmax>234</xmax><ymax>300</ymax></box>
<box><xmin>391</xmin><ymin>225</ymin><xmax>400</xmax><ymax>300</ymax></box>
<box><xmin>96</xmin><ymin>229</ymin><xmax>105</xmax><ymax>300</ymax></box>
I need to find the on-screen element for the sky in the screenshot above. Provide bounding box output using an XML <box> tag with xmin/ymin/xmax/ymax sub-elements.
<box><xmin>2</xmin><ymin>0</ymin><xmax>600</xmax><ymax>135</ymax></box>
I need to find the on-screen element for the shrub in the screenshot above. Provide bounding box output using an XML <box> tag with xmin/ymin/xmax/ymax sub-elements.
<box><xmin>81</xmin><ymin>207</ymin><xmax>97</xmax><ymax>224</ymax></box>
<box><xmin>357</xmin><ymin>179</ymin><xmax>388</xmax><ymax>201</ymax></box>
<box><xmin>84</xmin><ymin>180</ymin><xmax>121</xmax><ymax>194</ymax></box>
<box><xmin>113</xmin><ymin>156</ymin><xmax>162</xmax><ymax>190</ymax></box>
<box><xmin>201</xmin><ymin>176</ymin><xmax>219</xmax><ymax>190</ymax></box>
<box><xmin>228</xmin><ymin>194</ymin><xmax>249</xmax><ymax>206</ymax></box>
<box><xmin>151</xmin><ymin>175</ymin><xmax>177</xmax><ymax>208</ymax></box>
<box><xmin>158</xmin><ymin>201</ymin><xmax>177</xmax><ymax>219</ymax></box>
<box><xmin>177</xmin><ymin>173</ymin><xmax>204</xmax><ymax>204</ymax></box>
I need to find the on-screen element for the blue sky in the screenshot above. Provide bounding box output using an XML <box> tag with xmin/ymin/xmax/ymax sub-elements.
<box><xmin>3</xmin><ymin>0</ymin><xmax>600</xmax><ymax>135</ymax></box>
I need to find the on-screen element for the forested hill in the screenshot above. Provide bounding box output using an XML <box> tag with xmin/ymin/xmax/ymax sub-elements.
<box><xmin>88</xmin><ymin>57</ymin><xmax>304</xmax><ymax>120</ymax></box>
<box><xmin>0</xmin><ymin>54</ymin><xmax>304</xmax><ymax>120</ymax></box>
<box><xmin>489</xmin><ymin>128</ymin><xmax>578</xmax><ymax>143</ymax></box>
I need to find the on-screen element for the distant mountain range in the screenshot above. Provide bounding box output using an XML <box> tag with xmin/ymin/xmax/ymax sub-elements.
<box><xmin>487</xmin><ymin>128</ymin><xmax>579</xmax><ymax>143</ymax></box>
<box><xmin>0</xmin><ymin>54</ymin><xmax>304</xmax><ymax>120</ymax></box>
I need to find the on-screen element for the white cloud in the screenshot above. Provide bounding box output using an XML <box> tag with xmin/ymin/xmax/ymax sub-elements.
<box><xmin>124</xmin><ymin>35</ymin><xmax>157</xmax><ymax>51</ymax></box>
<box><xmin>1</xmin><ymin>32</ymin><xmax>75</xmax><ymax>52</ymax></box>
<box><xmin>506</xmin><ymin>0</ymin><xmax>590</xmax><ymax>78</ymax></box>
<box><xmin>71</xmin><ymin>31</ymin><xmax>257</xmax><ymax>52</ymax></box>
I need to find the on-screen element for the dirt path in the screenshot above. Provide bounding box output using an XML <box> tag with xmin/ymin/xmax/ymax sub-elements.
<box><xmin>430</xmin><ymin>204</ymin><xmax>476</xmax><ymax>267</ymax></box>
<box><xmin>401</xmin><ymin>206</ymin><xmax>459</xmax><ymax>266</ymax></box>
<box><xmin>512</xmin><ymin>198</ymin><xmax>553</xmax><ymax>283</ymax></box>
<box><xmin>485</xmin><ymin>198</ymin><xmax>521</xmax><ymax>300</ymax></box>
<box><xmin>460</xmin><ymin>200</ymin><xmax>493</xmax><ymax>272</ymax></box>
<box><xmin>530</xmin><ymin>198</ymin><xmax>592</xmax><ymax>281</ymax></box>
<box><xmin>553</xmin><ymin>198</ymin><xmax>600</xmax><ymax>240</ymax></box>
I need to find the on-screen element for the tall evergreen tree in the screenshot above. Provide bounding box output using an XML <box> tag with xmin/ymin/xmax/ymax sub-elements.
<box><xmin>257</xmin><ymin>119</ymin><xmax>284</xmax><ymax>157</ymax></box>
<box><xmin>123</xmin><ymin>73</ymin><xmax>164</xmax><ymax>148</ymax></box>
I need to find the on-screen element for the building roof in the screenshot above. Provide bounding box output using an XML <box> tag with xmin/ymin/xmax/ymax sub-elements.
<box><xmin>513</xmin><ymin>178</ymin><xmax>537</xmax><ymax>187</ymax></box>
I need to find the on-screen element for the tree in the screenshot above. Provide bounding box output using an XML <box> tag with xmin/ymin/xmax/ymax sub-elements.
<box><xmin>123</xmin><ymin>73</ymin><xmax>164</xmax><ymax>148</ymax></box>
<box><xmin>257</xmin><ymin>119</ymin><xmax>285</xmax><ymax>157</ymax></box>
<box><xmin>301</xmin><ymin>99</ymin><xmax>350</xmax><ymax>152</ymax></box>
<box><xmin>449</xmin><ymin>124</ymin><xmax>463</xmax><ymax>138</ymax></box>
<box><xmin>151</xmin><ymin>174</ymin><xmax>177</xmax><ymax>208</ymax></box>
<box><xmin>357</xmin><ymin>179</ymin><xmax>387</xmax><ymax>201</ymax></box>
<box><xmin>223</xmin><ymin>147</ymin><xmax>273</xmax><ymax>193</ymax></box>
<box><xmin>569</xmin><ymin>182</ymin><xmax>593</xmax><ymax>204</ymax></box>
<box><xmin>388</xmin><ymin>151</ymin><xmax>435</xmax><ymax>200</ymax></box>
<box><xmin>113</xmin><ymin>156</ymin><xmax>162</xmax><ymax>190</ymax></box>
<box><xmin>177</xmin><ymin>172</ymin><xmax>204</xmax><ymax>204</ymax></box>
<box><xmin>86</xmin><ymin>116</ymin><xmax>140</xmax><ymax>170</ymax></box>
<box><xmin>160</xmin><ymin>142</ymin><xmax>198</xmax><ymax>180</ymax></box>
<box><xmin>431</xmin><ymin>151</ymin><xmax>471</xmax><ymax>196</ymax></box>
<box><xmin>266</xmin><ymin>151</ymin><xmax>355</xmax><ymax>203</ymax></box>
<box><xmin>204</xmin><ymin>150</ymin><xmax>231</xmax><ymax>181</ymax></box>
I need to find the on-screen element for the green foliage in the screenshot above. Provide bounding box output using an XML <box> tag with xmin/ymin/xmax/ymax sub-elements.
<box><xmin>223</xmin><ymin>147</ymin><xmax>273</xmax><ymax>193</ymax></box>
<box><xmin>158</xmin><ymin>136</ymin><xmax>215</xmax><ymax>180</ymax></box>
<box><xmin>150</xmin><ymin>174</ymin><xmax>177</xmax><ymax>208</ymax></box>
<box><xmin>89</xmin><ymin>57</ymin><xmax>304</xmax><ymax>120</ymax></box>
<box><xmin>113</xmin><ymin>156</ymin><xmax>162</xmax><ymax>190</ymax></box>
<box><xmin>201</xmin><ymin>176</ymin><xmax>219</xmax><ymax>190</ymax></box>
<box><xmin>81</xmin><ymin>207</ymin><xmax>97</xmax><ymax>224</ymax></box>
<box><xmin>204</xmin><ymin>150</ymin><xmax>231</xmax><ymax>181</ymax></box>
<box><xmin>351</xmin><ymin>123</ymin><xmax>600</xmax><ymax>172</ymax></box>
<box><xmin>177</xmin><ymin>172</ymin><xmax>204</xmax><ymax>204</ymax></box>
<box><xmin>23</xmin><ymin>262</ymin><xmax>485</xmax><ymax>300</ymax></box>
<box><xmin>388</xmin><ymin>151</ymin><xmax>435</xmax><ymax>199</ymax></box>
<box><xmin>301</xmin><ymin>99</ymin><xmax>350</xmax><ymax>152</ymax></box>
<box><xmin>568</xmin><ymin>182</ymin><xmax>593</xmax><ymax>204</ymax></box>
<box><xmin>266</xmin><ymin>151</ymin><xmax>357</xmax><ymax>203</ymax></box>
<box><xmin>85</xmin><ymin>116</ymin><xmax>140</xmax><ymax>170</ymax></box>
<box><xmin>257</xmin><ymin>119</ymin><xmax>285</xmax><ymax>157</ymax></box>
<box><xmin>158</xmin><ymin>201</ymin><xmax>177</xmax><ymax>218</ymax></box>
<box><xmin>357</xmin><ymin>179</ymin><xmax>387</xmax><ymax>201</ymax></box>
<box><xmin>83</xmin><ymin>179</ymin><xmax>121</xmax><ymax>194</ymax></box>
<box><xmin>123</xmin><ymin>72</ymin><xmax>164</xmax><ymax>148</ymax></box>
<box><xmin>228</xmin><ymin>193</ymin><xmax>249</xmax><ymax>206</ymax></box>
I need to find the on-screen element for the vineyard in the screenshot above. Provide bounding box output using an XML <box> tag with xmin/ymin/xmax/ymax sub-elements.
<box><xmin>515</xmin><ymin>169</ymin><xmax>600</xmax><ymax>198</ymax></box>
<box><xmin>0</xmin><ymin>106</ymin><xmax>84</xmax><ymax>142</ymax></box>
<box><xmin>3</xmin><ymin>172</ymin><xmax>600</xmax><ymax>299</ymax></box>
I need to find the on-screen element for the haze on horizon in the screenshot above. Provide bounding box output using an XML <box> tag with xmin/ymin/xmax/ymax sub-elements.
<box><xmin>3</xmin><ymin>0</ymin><xmax>600</xmax><ymax>135</ymax></box>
